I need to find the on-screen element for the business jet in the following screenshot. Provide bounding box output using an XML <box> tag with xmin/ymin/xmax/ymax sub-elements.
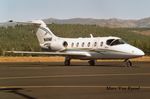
<box><xmin>7</xmin><ymin>20</ymin><xmax>145</xmax><ymax>66</ymax></box>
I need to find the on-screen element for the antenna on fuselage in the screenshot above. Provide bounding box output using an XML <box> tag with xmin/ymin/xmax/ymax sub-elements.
<box><xmin>90</xmin><ymin>34</ymin><xmax>93</xmax><ymax>38</ymax></box>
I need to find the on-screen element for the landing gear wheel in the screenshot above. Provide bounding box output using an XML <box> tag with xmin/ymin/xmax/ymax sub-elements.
<box><xmin>64</xmin><ymin>57</ymin><xmax>71</xmax><ymax>66</ymax></box>
<box><xmin>124</xmin><ymin>59</ymin><xmax>132</xmax><ymax>67</ymax></box>
<box><xmin>88</xmin><ymin>60</ymin><xmax>95</xmax><ymax>66</ymax></box>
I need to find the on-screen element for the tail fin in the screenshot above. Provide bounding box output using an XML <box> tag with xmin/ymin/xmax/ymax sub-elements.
<box><xmin>31</xmin><ymin>20</ymin><xmax>57</xmax><ymax>46</ymax></box>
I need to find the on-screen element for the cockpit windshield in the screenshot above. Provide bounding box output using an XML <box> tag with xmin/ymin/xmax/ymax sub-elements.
<box><xmin>106</xmin><ymin>39</ymin><xmax>126</xmax><ymax>46</ymax></box>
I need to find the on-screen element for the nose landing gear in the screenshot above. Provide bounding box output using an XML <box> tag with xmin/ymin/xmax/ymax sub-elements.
<box><xmin>124</xmin><ymin>59</ymin><xmax>132</xmax><ymax>67</ymax></box>
<box><xmin>88</xmin><ymin>60</ymin><xmax>95</xmax><ymax>66</ymax></box>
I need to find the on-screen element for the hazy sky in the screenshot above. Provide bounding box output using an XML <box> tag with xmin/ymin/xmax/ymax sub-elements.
<box><xmin>0</xmin><ymin>0</ymin><xmax>150</xmax><ymax>22</ymax></box>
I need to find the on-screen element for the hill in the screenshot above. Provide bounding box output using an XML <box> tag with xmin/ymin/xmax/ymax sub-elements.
<box><xmin>43</xmin><ymin>17</ymin><xmax>150</xmax><ymax>28</ymax></box>
<box><xmin>1</xmin><ymin>17</ymin><xmax>150</xmax><ymax>28</ymax></box>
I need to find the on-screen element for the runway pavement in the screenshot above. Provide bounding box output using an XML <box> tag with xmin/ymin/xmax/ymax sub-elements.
<box><xmin>0</xmin><ymin>61</ymin><xmax>149</xmax><ymax>99</ymax></box>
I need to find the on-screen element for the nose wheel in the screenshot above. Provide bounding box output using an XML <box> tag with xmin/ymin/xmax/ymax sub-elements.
<box><xmin>124</xmin><ymin>59</ymin><xmax>132</xmax><ymax>67</ymax></box>
<box><xmin>88</xmin><ymin>60</ymin><xmax>95</xmax><ymax>66</ymax></box>
<box><xmin>64</xmin><ymin>57</ymin><xmax>71</xmax><ymax>66</ymax></box>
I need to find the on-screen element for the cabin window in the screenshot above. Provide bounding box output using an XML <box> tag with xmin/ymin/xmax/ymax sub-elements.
<box><xmin>82</xmin><ymin>42</ymin><xmax>85</xmax><ymax>47</ymax></box>
<box><xmin>63</xmin><ymin>41</ymin><xmax>68</xmax><ymax>47</ymax></box>
<box><xmin>94</xmin><ymin>42</ymin><xmax>97</xmax><ymax>47</ymax></box>
<box><xmin>71</xmin><ymin>43</ymin><xmax>74</xmax><ymax>47</ymax></box>
<box><xmin>100</xmin><ymin>42</ymin><xmax>103</xmax><ymax>47</ymax></box>
<box><xmin>87</xmin><ymin>42</ymin><xmax>90</xmax><ymax>47</ymax></box>
<box><xmin>76</xmin><ymin>42</ymin><xmax>79</xmax><ymax>47</ymax></box>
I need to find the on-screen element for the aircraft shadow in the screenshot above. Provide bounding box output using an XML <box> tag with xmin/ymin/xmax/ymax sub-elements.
<box><xmin>0</xmin><ymin>88</ymin><xmax>36</xmax><ymax>99</ymax></box>
<box><xmin>3</xmin><ymin>62</ymin><xmax>138</xmax><ymax>68</ymax></box>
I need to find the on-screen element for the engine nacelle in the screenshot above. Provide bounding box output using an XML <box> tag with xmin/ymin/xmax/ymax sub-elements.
<box><xmin>51</xmin><ymin>40</ymin><xmax>68</xmax><ymax>51</ymax></box>
<box><xmin>42</xmin><ymin>40</ymin><xmax>68</xmax><ymax>51</ymax></box>
<box><xmin>40</xmin><ymin>40</ymin><xmax>68</xmax><ymax>51</ymax></box>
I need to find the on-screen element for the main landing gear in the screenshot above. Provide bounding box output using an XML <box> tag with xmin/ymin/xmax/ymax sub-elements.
<box><xmin>64</xmin><ymin>57</ymin><xmax>96</xmax><ymax>66</ymax></box>
<box><xmin>64</xmin><ymin>57</ymin><xmax>71</xmax><ymax>66</ymax></box>
<box><xmin>124</xmin><ymin>59</ymin><xmax>132</xmax><ymax>67</ymax></box>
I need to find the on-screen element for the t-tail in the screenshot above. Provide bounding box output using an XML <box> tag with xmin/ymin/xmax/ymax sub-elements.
<box><xmin>31</xmin><ymin>20</ymin><xmax>58</xmax><ymax>49</ymax></box>
<box><xmin>31</xmin><ymin>20</ymin><xmax>67</xmax><ymax>51</ymax></box>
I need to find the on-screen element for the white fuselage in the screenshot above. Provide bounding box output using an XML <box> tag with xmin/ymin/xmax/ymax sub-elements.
<box><xmin>41</xmin><ymin>36</ymin><xmax>145</xmax><ymax>60</ymax></box>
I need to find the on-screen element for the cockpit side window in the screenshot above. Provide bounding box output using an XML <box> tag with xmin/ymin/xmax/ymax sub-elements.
<box><xmin>106</xmin><ymin>39</ymin><xmax>115</xmax><ymax>45</ymax></box>
<box><xmin>110</xmin><ymin>39</ymin><xmax>126</xmax><ymax>46</ymax></box>
<box><xmin>106</xmin><ymin>39</ymin><xmax>126</xmax><ymax>46</ymax></box>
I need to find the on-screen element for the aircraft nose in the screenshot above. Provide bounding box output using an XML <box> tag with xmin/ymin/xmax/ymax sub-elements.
<box><xmin>133</xmin><ymin>48</ymin><xmax>145</xmax><ymax>57</ymax></box>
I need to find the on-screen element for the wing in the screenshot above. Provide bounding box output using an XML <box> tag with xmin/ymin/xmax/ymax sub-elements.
<box><xmin>6</xmin><ymin>51</ymin><xmax>91</xmax><ymax>57</ymax></box>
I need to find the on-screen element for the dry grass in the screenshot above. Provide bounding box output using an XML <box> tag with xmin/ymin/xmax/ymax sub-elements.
<box><xmin>0</xmin><ymin>56</ymin><xmax>64</xmax><ymax>62</ymax></box>
<box><xmin>0</xmin><ymin>56</ymin><xmax>149</xmax><ymax>62</ymax></box>
<box><xmin>131</xmin><ymin>56</ymin><xmax>150</xmax><ymax>62</ymax></box>
<box><xmin>133</xmin><ymin>30</ymin><xmax>150</xmax><ymax>36</ymax></box>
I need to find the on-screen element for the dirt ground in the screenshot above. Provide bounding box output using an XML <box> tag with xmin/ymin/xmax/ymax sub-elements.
<box><xmin>0</xmin><ymin>56</ymin><xmax>149</xmax><ymax>62</ymax></box>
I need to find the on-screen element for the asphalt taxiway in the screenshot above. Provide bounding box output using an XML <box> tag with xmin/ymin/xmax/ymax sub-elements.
<box><xmin>0</xmin><ymin>61</ymin><xmax>149</xmax><ymax>99</ymax></box>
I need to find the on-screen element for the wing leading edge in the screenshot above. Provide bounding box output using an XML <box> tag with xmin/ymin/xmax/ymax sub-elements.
<box><xmin>6</xmin><ymin>51</ymin><xmax>91</xmax><ymax>57</ymax></box>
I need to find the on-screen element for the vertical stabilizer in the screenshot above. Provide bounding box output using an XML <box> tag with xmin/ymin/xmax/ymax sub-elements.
<box><xmin>31</xmin><ymin>20</ymin><xmax>57</xmax><ymax>45</ymax></box>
